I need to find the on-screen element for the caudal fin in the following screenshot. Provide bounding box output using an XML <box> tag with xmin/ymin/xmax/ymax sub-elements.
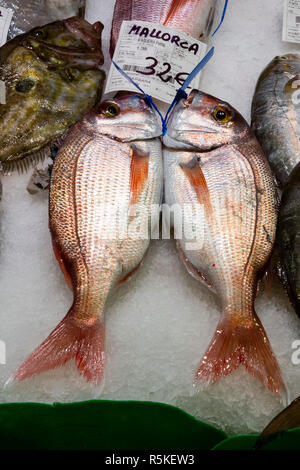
<box><xmin>14</xmin><ymin>313</ymin><xmax>105</xmax><ymax>386</ymax></box>
<box><xmin>195</xmin><ymin>312</ymin><xmax>285</xmax><ymax>397</ymax></box>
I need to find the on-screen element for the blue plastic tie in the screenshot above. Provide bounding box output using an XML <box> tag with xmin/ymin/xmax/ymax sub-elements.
<box><xmin>112</xmin><ymin>61</ymin><xmax>168</xmax><ymax>135</ymax></box>
<box><xmin>163</xmin><ymin>46</ymin><xmax>215</xmax><ymax>133</ymax></box>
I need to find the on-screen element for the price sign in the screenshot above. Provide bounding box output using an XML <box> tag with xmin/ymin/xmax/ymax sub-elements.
<box><xmin>283</xmin><ymin>0</ymin><xmax>300</xmax><ymax>43</ymax></box>
<box><xmin>105</xmin><ymin>21</ymin><xmax>207</xmax><ymax>104</ymax></box>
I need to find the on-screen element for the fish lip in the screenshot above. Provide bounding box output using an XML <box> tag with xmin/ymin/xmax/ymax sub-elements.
<box><xmin>163</xmin><ymin>134</ymin><xmax>199</xmax><ymax>151</ymax></box>
<box><xmin>163</xmin><ymin>127</ymin><xmax>218</xmax><ymax>151</ymax></box>
<box><xmin>113</xmin><ymin>124</ymin><xmax>162</xmax><ymax>139</ymax></box>
<box><xmin>177</xmin><ymin>128</ymin><xmax>218</xmax><ymax>135</ymax></box>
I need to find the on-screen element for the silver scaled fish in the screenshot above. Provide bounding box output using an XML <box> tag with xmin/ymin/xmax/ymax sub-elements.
<box><xmin>251</xmin><ymin>54</ymin><xmax>300</xmax><ymax>187</ymax></box>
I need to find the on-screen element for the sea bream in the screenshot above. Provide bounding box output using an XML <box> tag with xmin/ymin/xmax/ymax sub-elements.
<box><xmin>163</xmin><ymin>90</ymin><xmax>285</xmax><ymax>397</ymax></box>
<box><xmin>110</xmin><ymin>0</ymin><xmax>217</xmax><ymax>57</ymax></box>
<box><xmin>14</xmin><ymin>94</ymin><xmax>163</xmax><ymax>385</ymax></box>
<box><xmin>0</xmin><ymin>16</ymin><xmax>105</xmax><ymax>173</ymax></box>
<box><xmin>251</xmin><ymin>54</ymin><xmax>300</xmax><ymax>187</ymax></box>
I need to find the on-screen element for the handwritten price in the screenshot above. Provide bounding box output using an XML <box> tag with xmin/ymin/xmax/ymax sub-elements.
<box><xmin>135</xmin><ymin>56</ymin><xmax>192</xmax><ymax>88</ymax></box>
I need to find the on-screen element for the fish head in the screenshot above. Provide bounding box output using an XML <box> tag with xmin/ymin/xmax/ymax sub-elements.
<box><xmin>0</xmin><ymin>17</ymin><xmax>105</xmax><ymax>167</ymax></box>
<box><xmin>256</xmin><ymin>54</ymin><xmax>300</xmax><ymax>86</ymax></box>
<box><xmin>164</xmin><ymin>89</ymin><xmax>249</xmax><ymax>151</ymax></box>
<box><xmin>22</xmin><ymin>17</ymin><xmax>104</xmax><ymax>70</ymax></box>
<box><xmin>85</xmin><ymin>94</ymin><xmax>162</xmax><ymax>141</ymax></box>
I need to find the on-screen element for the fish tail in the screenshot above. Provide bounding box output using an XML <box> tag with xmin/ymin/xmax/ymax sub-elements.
<box><xmin>195</xmin><ymin>310</ymin><xmax>286</xmax><ymax>397</ymax></box>
<box><xmin>14</xmin><ymin>312</ymin><xmax>105</xmax><ymax>386</ymax></box>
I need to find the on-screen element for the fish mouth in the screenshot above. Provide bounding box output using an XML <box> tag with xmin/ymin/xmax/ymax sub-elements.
<box><xmin>119</xmin><ymin>124</ymin><xmax>161</xmax><ymax>135</ymax></box>
<box><xmin>164</xmin><ymin>127</ymin><xmax>218</xmax><ymax>151</ymax></box>
<box><xmin>163</xmin><ymin>134</ymin><xmax>198</xmax><ymax>150</ymax></box>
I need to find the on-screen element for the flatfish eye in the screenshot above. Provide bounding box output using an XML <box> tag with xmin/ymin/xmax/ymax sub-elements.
<box><xmin>33</xmin><ymin>29</ymin><xmax>47</xmax><ymax>40</ymax></box>
<box><xmin>99</xmin><ymin>101</ymin><xmax>120</xmax><ymax>118</ymax></box>
<box><xmin>212</xmin><ymin>106</ymin><xmax>232</xmax><ymax>123</ymax></box>
<box><xmin>15</xmin><ymin>79</ymin><xmax>36</xmax><ymax>93</ymax></box>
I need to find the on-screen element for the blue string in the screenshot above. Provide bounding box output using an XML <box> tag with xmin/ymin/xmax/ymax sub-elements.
<box><xmin>112</xmin><ymin>61</ymin><xmax>168</xmax><ymax>134</ymax></box>
<box><xmin>212</xmin><ymin>0</ymin><xmax>229</xmax><ymax>37</ymax></box>
<box><xmin>112</xmin><ymin>0</ymin><xmax>228</xmax><ymax>134</ymax></box>
<box><xmin>163</xmin><ymin>46</ymin><xmax>215</xmax><ymax>132</ymax></box>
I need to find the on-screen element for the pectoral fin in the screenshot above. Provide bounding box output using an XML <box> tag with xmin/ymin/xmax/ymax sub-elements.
<box><xmin>130</xmin><ymin>145</ymin><xmax>149</xmax><ymax>206</ymax></box>
<box><xmin>52</xmin><ymin>240</ymin><xmax>73</xmax><ymax>291</ymax></box>
<box><xmin>176</xmin><ymin>241</ymin><xmax>215</xmax><ymax>293</ymax></box>
<box><xmin>180</xmin><ymin>155</ymin><xmax>213</xmax><ymax>215</ymax></box>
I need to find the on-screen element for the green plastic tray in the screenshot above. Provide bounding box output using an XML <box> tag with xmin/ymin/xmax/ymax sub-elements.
<box><xmin>0</xmin><ymin>400</ymin><xmax>299</xmax><ymax>450</ymax></box>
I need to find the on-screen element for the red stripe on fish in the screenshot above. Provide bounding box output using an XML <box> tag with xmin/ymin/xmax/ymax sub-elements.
<box><xmin>130</xmin><ymin>145</ymin><xmax>149</xmax><ymax>206</ymax></box>
<box><xmin>163</xmin><ymin>0</ymin><xmax>192</xmax><ymax>25</ymax></box>
<box><xmin>180</xmin><ymin>156</ymin><xmax>213</xmax><ymax>215</ymax></box>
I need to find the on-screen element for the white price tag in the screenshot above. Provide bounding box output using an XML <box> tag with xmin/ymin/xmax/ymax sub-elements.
<box><xmin>105</xmin><ymin>21</ymin><xmax>207</xmax><ymax>104</ymax></box>
<box><xmin>283</xmin><ymin>0</ymin><xmax>300</xmax><ymax>43</ymax></box>
<box><xmin>0</xmin><ymin>6</ymin><xmax>13</xmax><ymax>46</ymax></box>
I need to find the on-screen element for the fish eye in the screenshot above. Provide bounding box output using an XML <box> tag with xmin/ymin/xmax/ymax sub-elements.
<box><xmin>33</xmin><ymin>29</ymin><xmax>47</xmax><ymax>40</ymax></box>
<box><xmin>212</xmin><ymin>106</ymin><xmax>232</xmax><ymax>123</ymax></box>
<box><xmin>15</xmin><ymin>79</ymin><xmax>35</xmax><ymax>93</ymax></box>
<box><xmin>99</xmin><ymin>101</ymin><xmax>120</xmax><ymax>118</ymax></box>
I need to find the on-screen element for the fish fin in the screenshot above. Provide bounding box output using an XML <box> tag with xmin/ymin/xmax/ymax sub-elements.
<box><xmin>259</xmin><ymin>248</ymin><xmax>280</xmax><ymax>298</ymax></box>
<box><xmin>52</xmin><ymin>240</ymin><xmax>73</xmax><ymax>291</ymax></box>
<box><xmin>195</xmin><ymin>311</ymin><xmax>286</xmax><ymax>398</ymax></box>
<box><xmin>262</xmin><ymin>267</ymin><xmax>277</xmax><ymax>298</ymax></box>
<box><xmin>255</xmin><ymin>395</ymin><xmax>300</xmax><ymax>449</ymax></box>
<box><xmin>1</xmin><ymin>136</ymin><xmax>64</xmax><ymax>175</ymax></box>
<box><xmin>1</xmin><ymin>147</ymin><xmax>51</xmax><ymax>175</ymax></box>
<box><xmin>163</xmin><ymin>0</ymin><xmax>190</xmax><ymax>25</ymax></box>
<box><xmin>14</xmin><ymin>314</ymin><xmax>105</xmax><ymax>386</ymax></box>
<box><xmin>130</xmin><ymin>145</ymin><xmax>149</xmax><ymax>206</ymax></box>
<box><xmin>180</xmin><ymin>156</ymin><xmax>213</xmax><ymax>215</ymax></box>
<box><xmin>118</xmin><ymin>260</ymin><xmax>143</xmax><ymax>285</ymax></box>
<box><xmin>176</xmin><ymin>241</ymin><xmax>216</xmax><ymax>293</ymax></box>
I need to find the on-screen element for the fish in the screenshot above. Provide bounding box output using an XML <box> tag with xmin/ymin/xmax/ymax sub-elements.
<box><xmin>0</xmin><ymin>16</ymin><xmax>105</xmax><ymax>172</ymax></box>
<box><xmin>277</xmin><ymin>162</ymin><xmax>300</xmax><ymax>318</ymax></box>
<box><xmin>163</xmin><ymin>89</ymin><xmax>285</xmax><ymax>397</ymax></box>
<box><xmin>14</xmin><ymin>94</ymin><xmax>163</xmax><ymax>385</ymax></box>
<box><xmin>110</xmin><ymin>0</ymin><xmax>217</xmax><ymax>57</ymax></box>
<box><xmin>251</xmin><ymin>54</ymin><xmax>300</xmax><ymax>187</ymax></box>
<box><xmin>254</xmin><ymin>395</ymin><xmax>300</xmax><ymax>449</ymax></box>
<box><xmin>1</xmin><ymin>0</ymin><xmax>86</xmax><ymax>40</ymax></box>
